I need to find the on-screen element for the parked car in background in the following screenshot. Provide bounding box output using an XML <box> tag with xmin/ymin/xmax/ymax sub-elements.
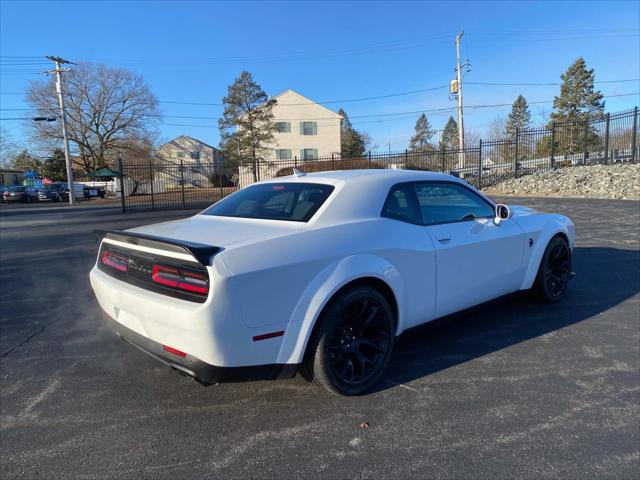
<box><xmin>91</xmin><ymin>169</ymin><xmax>575</xmax><ymax>395</ymax></box>
<box><xmin>3</xmin><ymin>186</ymin><xmax>39</xmax><ymax>203</ymax></box>
<box><xmin>38</xmin><ymin>182</ymin><xmax>70</xmax><ymax>202</ymax></box>
<box><xmin>0</xmin><ymin>185</ymin><xmax>8</xmax><ymax>203</ymax></box>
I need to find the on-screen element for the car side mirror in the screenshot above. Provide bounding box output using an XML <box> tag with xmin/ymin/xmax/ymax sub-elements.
<box><xmin>494</xmin><ymin>204</ymin><xmax>511</xmax><ymax>226</ymax></box>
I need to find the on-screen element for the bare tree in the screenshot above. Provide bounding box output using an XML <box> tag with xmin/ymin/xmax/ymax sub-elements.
<box><xmin>0</xmin><ymin>127</ymin><xmax>19</xmax><ymax>167</ymax></box>
<box><xmin>487</xmin><ymin>114</ymin><xmax>507</xmax><ymax>140</ymax></box>
<box><xmin>26</xmin><ymin>63</ymin><xmax>161</xmax><ymax>173</ymax></box>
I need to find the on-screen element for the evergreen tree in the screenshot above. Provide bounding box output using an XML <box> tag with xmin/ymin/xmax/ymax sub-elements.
<box><xmin>550</xmin><ymin>58</ymin><xmax>605</xmax><ymax>154</ymax></box>
<box><xmin>10</xmin><ymin>150</ymin><xmax>41</xmax><ymax>172</ymax></box>
<box><xmin>506</xmin><ymin>95</ymin><xmax>531</xmax><ymax>138</ymax></box>
<box><xmin>439</xmin><ymin>116</ymin><xmax>459</xmax><ymax>150</ymax></box>
<box><xmin>338</xmin><ymin>108</ymin><xmax>366</xmax><ymax>157</ymax></box>
<box><xmin>218</xmin><ymin>71</ymin><xmax>276</xmax><ymax>182</ymax></box>
<box><xmin>409</xmin><ymin>113</ymin><xmax>436</xmax><ymax>151</ymax></box>
<box><xmin>41</xmin><ymin>148</ymin><xmax>68</xmax><ymax>181</ymax></box>
<box><xmin>551</xmin><ymin>57</ymin><xmax>604</xmax><ymax>124</ymax></box>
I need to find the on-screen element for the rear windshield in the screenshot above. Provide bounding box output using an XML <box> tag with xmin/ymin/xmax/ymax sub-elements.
<box><xmin>9</xmin><ymin>186</ymin><xmax>25</xmax><ymax>192</ymax></box>
<box><xmin>203</xmin><ymin>183</ymin><xmax>334</xmax><ymax>222</ymax></box>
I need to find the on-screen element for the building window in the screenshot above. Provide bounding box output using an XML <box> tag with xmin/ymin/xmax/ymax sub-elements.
<box><xmin>275</xmin><ymin>122</ymin><xmax>291</xmax><ymax>133</ymax></box>
<box><xmin>177</xmin><ymin>151</ymin><xmax>185</xmax><ymax>158</ymax></box>
<box><xmin>300</xmin><ymin>121</ymin><xmax>317</xmax><ymax>136</ymax></box>
<box><xmin>275</xmin><ymin>149</ymin><xmax>292</xmax><ymax>160</ymax></box>
<box><xmin>301</xmin><ymin>148</ymin><xmax>318</xmax><ymax>160</ymax></box>
<box><xmin>190</xmin><ymin>151</ymin><xmax>200</xmax><ymax>160</ymax></box>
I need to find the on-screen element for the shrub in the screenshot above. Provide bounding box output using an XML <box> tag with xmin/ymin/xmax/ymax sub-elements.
<box><xmin>207</xmin><ymin>173</ymin><xmax>235</xmax><ymax>187</ymax></box>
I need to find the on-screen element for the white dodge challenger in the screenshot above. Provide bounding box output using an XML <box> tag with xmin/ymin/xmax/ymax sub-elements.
<box><xmin>90</xmin><ymin>169</ymin><xmax>574</xmax><ymax>395</ymax></box>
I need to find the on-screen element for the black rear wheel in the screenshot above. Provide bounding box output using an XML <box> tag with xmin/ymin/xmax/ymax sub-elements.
<box><xmin>302</xmin><ymin>286</ymin><xmax>395</xmax><ymax>395</ymax></box>
<box><xmin>533</xmin><ymin>236</ymin><xmax>571</xmax><ymax>302</ymax></box>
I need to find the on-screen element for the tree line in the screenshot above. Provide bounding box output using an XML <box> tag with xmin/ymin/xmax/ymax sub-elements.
<box><xmin>407</xmin><ymin>57</ymin><xmax>606</xmax><ymax>153</ymax></box>
<box><xmin>0</xmin><ymin>56</ymin><xmax>610</xmax><ymax>178</ymax></box>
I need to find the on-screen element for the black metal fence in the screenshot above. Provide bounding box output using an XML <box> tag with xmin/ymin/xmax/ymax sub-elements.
<box><xmin>118</xmin><ymin>107</ymin><xmax>638</xmax><ymax>212</ymax></box>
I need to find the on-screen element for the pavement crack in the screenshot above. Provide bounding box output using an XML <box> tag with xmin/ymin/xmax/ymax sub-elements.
<box><xmin>1</xmin><ymin>314</ymin><xmax>66</xmax><ymax>359</ymax></box>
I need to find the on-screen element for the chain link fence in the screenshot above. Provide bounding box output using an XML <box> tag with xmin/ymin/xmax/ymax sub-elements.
<box><xmin>117</xmin><ymin>107</ymin><xmax>638</xmax><ymax>212</ymax></box>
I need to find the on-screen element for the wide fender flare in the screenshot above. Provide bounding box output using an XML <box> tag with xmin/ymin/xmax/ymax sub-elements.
<box><xmin>276</xmin><ymin>254</ymin><xmax>404</xmax><ymax>365</ymax></box>
<box><xmin>519</xmin><ymin>218</ymin><xmax>573</xmax><ymax>290</ymax></box>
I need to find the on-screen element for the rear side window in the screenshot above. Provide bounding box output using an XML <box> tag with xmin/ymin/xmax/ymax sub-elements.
<box><xmin>381</xmin><ymin>184</ymin><xmax>421</xmax><ymax>224</ymax></box>
<box><xmin>203</xmin><ymin>183</ymin><xmax>334</xmax><ymax>222</ymax></box>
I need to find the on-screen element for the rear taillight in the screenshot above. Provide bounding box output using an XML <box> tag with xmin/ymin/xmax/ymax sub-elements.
<box><xmin>101</xmin><ymin>249</ymin><xmax>128</xmax><ymax>272</ymax></box>
<box><xmin>152</xmin><ymin>264</ymin><xmax>209</xmax><ymax>296</ymax></box>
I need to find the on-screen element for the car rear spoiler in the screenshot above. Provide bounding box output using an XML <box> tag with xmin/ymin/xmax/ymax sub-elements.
<box><xmin>94</xmin><ymin>229</ymin><xmax>221</xmax><ymax>267</ymax></box>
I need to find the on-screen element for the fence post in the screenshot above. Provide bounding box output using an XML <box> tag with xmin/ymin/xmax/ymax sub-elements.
<box><xmin>404</xmin><ymin>149</ymin><xmax>408</xmax><ymax>168</ymax></box>
<box><xmin>368</xmin><ymin>151</ymin><xmax>372</xmax><ymax>168</ymax></box>
<box><xmin>583</xmin><ymin>120</ymin><xmax>589</xmax><ymax>164</ymax></box>
<box><xmin>441</xmin><ymin>145</ymin><xmax>446</xmax><ymax>173</ymax></box>
<box><xmin>294</xmin><ymin>155</ymin><xmax>298</xmax><ymax>168</ymax></box>
<box><xmin>118</xmin><ymin>157</ymin><xmax>125</xmax><ymax>213</ymax></box>
<box><xmin>513</xmin><ymin>128</ymin><xmax>519</xmax><ymax>178</ymax></box>
<box><xmin>331</xmin><ymin>153</ymin><xmax>335</xmax><ymax>170</ymax></box>
<box><xmin>603</xmin><ymin>112</ymin><xmax>610</xmax><ymax>164</ymax></box>
<box><xmin>179</xmin><ymin>159</ymin><xmax>186</xmax><ymax>209</ymax></box>
<box><xmin>631</xmin><ymin>106</ymin><xmax>638</xmax><ymax>163</ymax></box>
<box><xmin>218</xmin><ymin>158</ymin><xmax>223</xmax><ymax>202</ymax></box>
<box><xmin>149</xmin><ymin>160</ymin><xmax>155</xmax><ymax>211</ymax></box>
<box><xmin>550</xmin><ymin>123</ymin><xmax>556</xmax><ymax>169</ymax></box>
<box><xmin>478</xmin><ymin>139</ymin><xmax>483</xmax><ymax>189</ymax></box>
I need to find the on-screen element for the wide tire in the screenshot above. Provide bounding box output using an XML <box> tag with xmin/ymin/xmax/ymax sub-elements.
<box><xmin>301</xmin><ymin>286</ymin><xmax>395</xmax><ymax>396</ymax></box>
<box><xmin>532</xmin><ymin>236</ymin><xmax>571</xmax><ymax>303</ymax></box>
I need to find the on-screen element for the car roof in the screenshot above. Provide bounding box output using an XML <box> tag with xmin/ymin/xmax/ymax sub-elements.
<box><xmin>260</xmin><ymin>168</ymin><xmax>456</xmax><ymax>185</ymax></box>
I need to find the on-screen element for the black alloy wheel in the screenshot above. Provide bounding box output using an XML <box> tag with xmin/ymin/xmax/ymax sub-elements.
<box><xmin>328</xmin><ymin>298</ymin><xmax>392</xmax><ymax>385</ymax></box>
<box><xmin>533</xmin><ymin>236</ymin><xmax>571</xmax><ymax>302</ymax></box>
<box><xmin>302</xmin><ymin>286</ymin><xmax>395</xmax><ymax>395</ymax></box>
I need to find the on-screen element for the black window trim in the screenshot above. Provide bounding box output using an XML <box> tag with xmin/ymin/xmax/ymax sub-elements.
<box><xmin>203</xmin><ymin>182</ymin><xmax>335</xmax><ymax>223</ymax></box>
<box><xmin>381</xmin><ymin>180</ymin><xmax>496</xmax><ymax>227</ymax></box>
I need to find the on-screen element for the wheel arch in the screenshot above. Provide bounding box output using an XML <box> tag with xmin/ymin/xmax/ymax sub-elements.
<box><xmin>275</xmin><ymin>254</ymin><xmax>404</xmax><ymax>365</ymax></box>
<box><xmin>521</xmin><ymin>222</ymin><xmax>573</xmax><ymax>290</ymax></box>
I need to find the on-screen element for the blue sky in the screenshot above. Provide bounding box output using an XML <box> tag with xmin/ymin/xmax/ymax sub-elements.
<box><xmin>1</xmin><ymin>0</ymin><xmax>639</xmax><ymax>152</ymax></box>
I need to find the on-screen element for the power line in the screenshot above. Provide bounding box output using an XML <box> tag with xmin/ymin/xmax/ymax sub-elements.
<box><xmin>467</xmin><ymin>79</ymin><xmax>640</xmax><ymax>86</ymax></box>
<box><xmin>3</xmin><ymin>93</ymin><xmax>637</xmax><ymax>123</ymax></box>
<box><xmin>156</xmin><ymin>79</ymin><xmax>639</xmax><ymax>107</ymax></box>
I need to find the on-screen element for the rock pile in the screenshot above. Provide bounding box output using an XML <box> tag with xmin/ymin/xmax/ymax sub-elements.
<box><xmin>486</xmin><ymin>163</ymin><xmax>640</xmax><ymax>200</ymax></box>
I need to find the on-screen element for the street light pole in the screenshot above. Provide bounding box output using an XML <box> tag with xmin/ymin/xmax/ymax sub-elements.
<box><xmin>47</xmin><ymin>56</ymin><xmax>75</xmax><ymax>206</ymax></box>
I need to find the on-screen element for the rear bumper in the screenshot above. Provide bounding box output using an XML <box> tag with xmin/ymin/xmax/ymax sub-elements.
<box><xmin>105</xmin><ymin>314</ymin><xmax>297</xmax><ymax>385</ymax></box>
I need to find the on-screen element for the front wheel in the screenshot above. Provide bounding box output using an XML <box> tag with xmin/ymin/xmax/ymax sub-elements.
<box><xmin>301</xmin><ymin>286</ymin><xmax>395</xmax><ymax>395</ymax></box>
<box><xmin>532</xmin><ymin>236</ymin><xmax>572</xmax><ymax>303</ymax></box>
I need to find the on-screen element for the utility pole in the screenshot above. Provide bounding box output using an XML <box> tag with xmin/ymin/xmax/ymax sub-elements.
<box><xmin>453</xmin><ymin>32</ymin><xmax>470</xmax><ymax>170</ymax></box>
<box><xmin>46</xmin><ymin>56</ymin><xmax>75</xmax><ymax>206</ymax></box>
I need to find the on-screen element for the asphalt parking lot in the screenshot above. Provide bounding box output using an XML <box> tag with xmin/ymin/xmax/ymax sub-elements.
<box><xmin>1</xmin><ymin>197</ymin><xmax>638</xmax><ymax>479</ymax></box>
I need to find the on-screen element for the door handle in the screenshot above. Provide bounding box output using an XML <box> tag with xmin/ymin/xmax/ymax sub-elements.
<box><xmin>436</xmin><ymin>233</ymin><xmax>451</xmax><ymax>242</ymax></box>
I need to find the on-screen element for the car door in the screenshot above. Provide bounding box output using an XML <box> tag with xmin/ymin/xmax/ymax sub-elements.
<box><xmin>381</xmin><ymin>183</ymin><xmax>437</xmax><ymax>330</ymax></box>
<box><xmin>412</xmin><ymin>182</ymin><xmax>526</xmax><ymax>319</ymax></box>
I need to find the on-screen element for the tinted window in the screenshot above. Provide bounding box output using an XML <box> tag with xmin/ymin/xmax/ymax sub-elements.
<box><xmin>413</xmin><ymin>182</ymin><xmax>494</xmax><ymax>225</ymax></box>
<box><xmin>203</xmin><ymin>183</ymin><xmax>334</xmax><ymax>222</ymax></box>
<box><xmin>382</xmin><ymin>184</ymin><xmax>420</xmax><ymax>224</ymax></box>
<box><xmin>9</xmin><ymin>186</ymin><xmax>25</xmax><ymax>192</ymax></box>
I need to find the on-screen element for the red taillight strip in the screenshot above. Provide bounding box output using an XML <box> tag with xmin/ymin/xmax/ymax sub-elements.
<box><xmin>101</xmin><ymin>250</ymin><xmax>128</xmax><ymax>272</ymax></box>
<box><xmin>152</xmin><ymin>264</ymin><xmax>209</xmax><ymax>296</ymax></box>
<box><xmin>252</xmin><ymin>330</ymin><xmax>285</xmax><ymax>342</ymax></box>
<box><xmin>163</xmin><ymin>345</ymin><xmax>187</xmax><ymax>357</ymax></box>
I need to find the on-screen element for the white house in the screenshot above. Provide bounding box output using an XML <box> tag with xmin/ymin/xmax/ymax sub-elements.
<box><xmin>269</xmin><ymin>89</ymin><xmax>342</xmax><ymax>161</ymax></box>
